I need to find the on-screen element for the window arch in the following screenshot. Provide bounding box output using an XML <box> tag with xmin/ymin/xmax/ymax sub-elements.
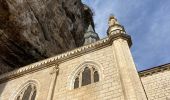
<box><xmin>14</xmin><ymin>82</ymin><xmax>37</xmax><ymax>100</ymax></box>
<box><xmin>73</xmin><ymin>64</ymin><xmax>100</xmax><ymax>89</ymax></box>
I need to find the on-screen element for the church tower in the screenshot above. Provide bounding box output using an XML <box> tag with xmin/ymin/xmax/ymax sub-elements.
<box><xmin>107</xmin><ymin>16</ymin><xmax>147</xmax><ymax>100</ymax></box>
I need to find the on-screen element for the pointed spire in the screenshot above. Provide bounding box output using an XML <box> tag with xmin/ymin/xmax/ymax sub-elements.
<box><xmin>84</xmin><ymin>24</ymin><xmax>99</xmax><ymax>45</ymax></box>
<box><xmin>87</xmin><ymin>24</ymin><xmax>95</xmax><ymax>32</ymax></box>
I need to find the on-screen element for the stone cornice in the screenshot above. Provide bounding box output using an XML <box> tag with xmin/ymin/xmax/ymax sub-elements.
<box><xmin>107</xmin><ymin>24</ymin><xmax>124</xmax><ymax>34</ymax></box>
<box><xmin>0</xmin><ymin>33</ymin><xmax>131</xmax><ymax>83</ymax></box>
<box><xmin>109</xmin><ymin>30</ymin><xmax>132</xmax><ymax>47</ymax></box>
<box><xmin>139</xmin><ymin>63</ymin><xmax>170</xmax><ymax>77</ymax></box>
<box><xmin>0</xmin><ymin>38</ymin><xmax>108</xmax><ymax>83</ymax></box>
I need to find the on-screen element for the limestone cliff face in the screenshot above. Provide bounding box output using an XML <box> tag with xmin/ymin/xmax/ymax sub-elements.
<box><xmin>0</xmin><ymin>0</ymin><xmax>94</xmax><ymax>74</ymax></box>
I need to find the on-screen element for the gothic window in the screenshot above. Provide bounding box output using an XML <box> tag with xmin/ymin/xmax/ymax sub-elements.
<box><xmin>82</xmin><ymin>67</ymin><xmax>91</xmax><ymax>86</ymax></box>
<box><xmin>74</xmin><ymin>77</ymin><xmax>79</xmax><ymax>89</ymax></box>
<box><xmin>16</xmin><ymin>84</ymin><xmax>37</xmax><ymax>100</ymax></box>
<box><xmin>94</xmin><ymin>71</ymin><xmax>99</xmax><ymax>82</ymax></box>
<box><xmin>73</xmin><ymin>65</ymin><xmax>99</xmax><ymax>89</ymax></box>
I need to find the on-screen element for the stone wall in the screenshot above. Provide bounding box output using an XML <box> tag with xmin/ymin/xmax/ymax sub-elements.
<box><xmin>53</xmin><ymin>46</ymin><xmax>124</xmax><ymax>100</ymax></box>
<box><xmin>0</xmin><ymin>45</ymin><xmax>124</xmax><ymax>100</ymax></box>
<box><xmin>0</xmin><ymin>23</ymin><xmax>146</xmax><ymax>99</ymax></box>
<box><xmin>0</xmin><ymin>67</ymin><xmax>52</xmax><ymax>100</ymax></box>
<box><xmin>140</xmin><ymin>64</ymin><xmax>170</xmax><ymax>100</ymax></box>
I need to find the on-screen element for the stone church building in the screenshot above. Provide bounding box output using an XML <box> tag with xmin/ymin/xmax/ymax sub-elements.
<box><xmin>0</xmin><ymin>16</ymin><xmax>170</xmax><ymax>100</ymax></box>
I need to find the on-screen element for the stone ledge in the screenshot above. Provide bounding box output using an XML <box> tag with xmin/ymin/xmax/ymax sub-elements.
<box><xmin>109</xmin><ymin>31</ymin><xmax>132</xmax><ymax>47</ymax></box>
<box><xmin>139</xmin><ymin>63</ymin><xmax>170</xmax><ymax>77</ymax></box>
<box><xmin>0</xmin><ymin>38</ymin><xmax>109</xmax><ymax>83</ymax></box>
<box><xmin>0</xmin><ymin>33</ymin><xmax>131</xmax><ymax>83</ymax></box>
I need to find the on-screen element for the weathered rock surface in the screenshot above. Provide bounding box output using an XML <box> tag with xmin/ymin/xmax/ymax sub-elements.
<box><xmin>0</xmin><ymin>0</ymin><xmax>94</xmax><ymax>74</ymax></box>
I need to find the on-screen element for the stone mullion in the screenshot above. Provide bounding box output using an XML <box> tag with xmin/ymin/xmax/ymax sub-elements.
<box><xmin>79</xmin><ymin>71</ymin><xmax>82</xmax><ymax>87</ymax></box>
<box><xmin>17</xmin><ymin>93</ymin><xmax>22</xmax><ymax>100</ymax></box>
<box><xmin>29</xmin><ymin>90</ymin><xmax>34</xmax><ymax>100</ymax></box>
<box><xmin>19</xmin><ymin>87</ymin><xmax>27</xmax><ymax>100</ymax></box>
<box><xmin>90</xmin><ymin>66</ymin><xmax>94</xmax><ymax>83</ymax></box>
<box><xmin>28</xmin><ymin>85</ymin><xmax>34</xmax><ymax>100</ymax></box>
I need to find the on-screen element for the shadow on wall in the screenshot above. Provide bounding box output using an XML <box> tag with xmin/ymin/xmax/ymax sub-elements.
<box><xmin>0</xmin><ymin>82</ymin><xmax>6</xmax><ymax>99</ymax></box>
<box><xmin>0</xmin><ymin>68</ymin><xmax>30</xmax><ymax>99</ymax></box>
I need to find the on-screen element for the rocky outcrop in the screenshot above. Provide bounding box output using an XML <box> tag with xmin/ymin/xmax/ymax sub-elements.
<box><xmin>0</xmin><ymin>0</ymin><xmax>94</xmax><ymax>74</ymax></box>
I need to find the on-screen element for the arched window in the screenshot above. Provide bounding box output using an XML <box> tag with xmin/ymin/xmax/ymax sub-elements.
<box><xmin>74</xmin><ymin>77</ymin><xmax>79</xmax><ymax>89</ymax></box>
<box><xmin>15</xmin><ymin>84</ymin><xmax>37</xmax><ymax>100</ymax></box>
<box><xmin>82</xmin><ymin>67</ymin><xmax>91</xmax><ymax>86</ymax></box>
<box><xmin>94</xmin><ymin>71</ymin><xmax>99</xmax><ymax>82</ymax></box>
<box><xmin>73</xmin><ymin>64</ymin><xmax>99</xmax><ymax>89</ymax></box>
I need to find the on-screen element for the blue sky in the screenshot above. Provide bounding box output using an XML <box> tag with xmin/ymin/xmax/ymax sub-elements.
<box><xmin>82</xmin><ymin>0</ymin><xmax>170</xmax><ymax>71</ymax></box>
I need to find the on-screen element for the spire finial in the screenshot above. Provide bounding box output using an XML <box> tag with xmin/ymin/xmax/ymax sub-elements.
<box><xmin>109</xmin><ymin>15</ymin><xmax>120</xmax><ymax>27</ymax></box>
<box><xmin>107</xmin><ymin>15</ymin><xmax>125</xmax><ymax>36</ymax></box>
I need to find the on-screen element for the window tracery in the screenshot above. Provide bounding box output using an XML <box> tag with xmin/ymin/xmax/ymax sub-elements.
<box><xmin>73</xmin><ymin>64</ymin><xmax>99</xmax><ymax>89</ymax></box>
<box><xmin>16</xmin><ymin>83</ymin><xmax>37</xmax><ymax>100</ymax></box>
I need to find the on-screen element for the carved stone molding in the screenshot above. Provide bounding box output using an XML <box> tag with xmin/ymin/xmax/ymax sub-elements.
<box><xmin>0</xmin><ymin>33</ymin><xmax>131</xmax><ymax>83</ymax></box>
<box><xmin>139</xmin><ymin>63</ymin><xmax>170</xmax><ymax>77</ymax></box>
